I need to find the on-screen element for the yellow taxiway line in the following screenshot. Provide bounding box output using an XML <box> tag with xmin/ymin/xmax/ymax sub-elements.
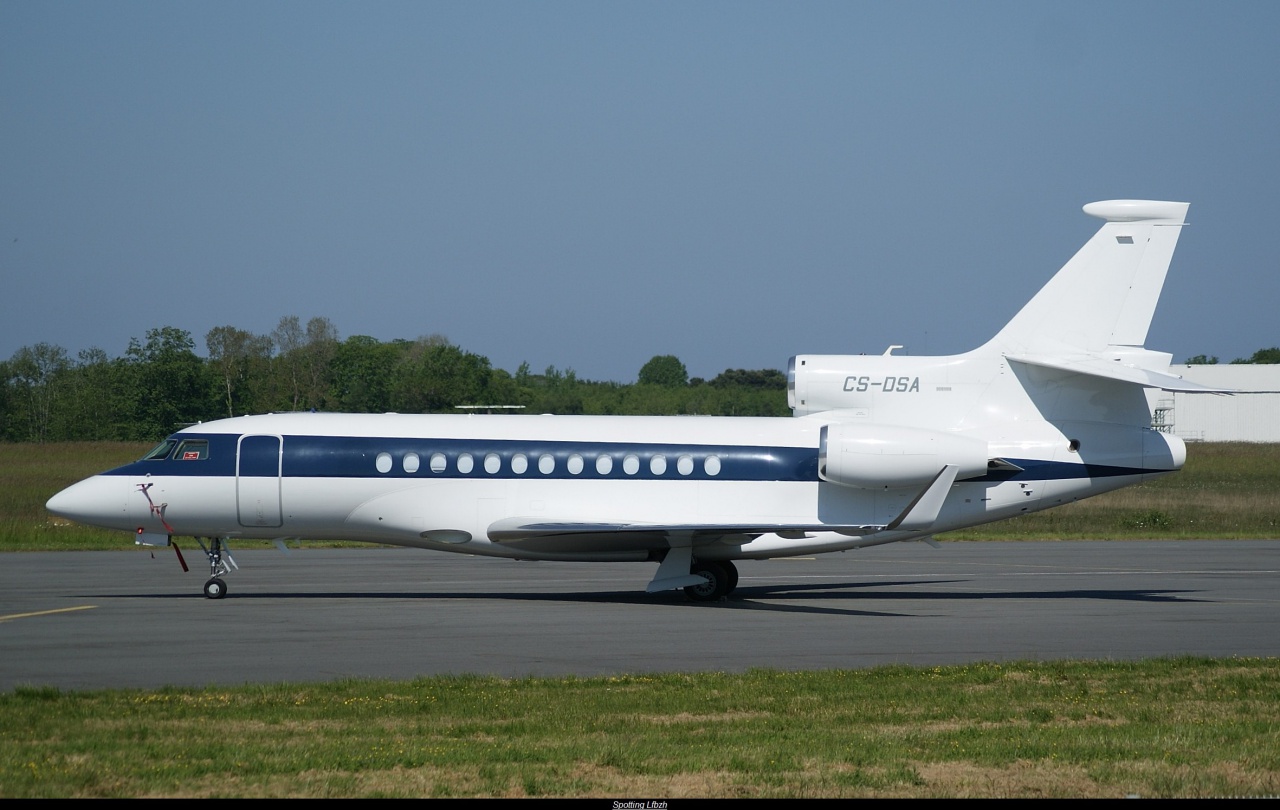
<box><xmin>0</xmin><ymin>605</ymin><xmax>98</xmax><ymax>622</ymax></box>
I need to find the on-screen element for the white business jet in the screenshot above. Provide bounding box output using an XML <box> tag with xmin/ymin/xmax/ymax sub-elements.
<box><xmin>47</xmin><ymin>200</ymin><xmax>1222</xmax><ymax>601</ymax></box>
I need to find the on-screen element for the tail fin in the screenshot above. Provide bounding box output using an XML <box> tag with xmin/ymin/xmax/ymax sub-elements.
<box><xmin>989</xmin><ymin>200</ymin><xmax>1189</xmax><ymax>356</ymax></box>
<box><xmin>984</xmin><ymin>200</ymin><xmax>1222</xmax><ymax>393</ymax></box>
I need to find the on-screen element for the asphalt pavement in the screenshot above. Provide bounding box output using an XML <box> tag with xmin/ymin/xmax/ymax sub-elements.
<box><xmin>2</xmin><ymin>540</ymin><xmax>1278</xmax><ymax>691</ymax></box>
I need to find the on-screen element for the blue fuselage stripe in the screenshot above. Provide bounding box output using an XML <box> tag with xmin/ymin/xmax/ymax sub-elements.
<box><xmin>105</xmin><ymin>433</ymin><xmax>820</xmax><ymax>482</ymax></box>
<box><xmin>99</xmin><ymin>433</ymin><xmax>1166</xmax><ymax>483</ymax></box>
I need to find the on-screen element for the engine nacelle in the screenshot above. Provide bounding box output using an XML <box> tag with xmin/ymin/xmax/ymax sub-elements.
<box><xmin>819</xmin><ymin>422</ymin><xmax>989</xmax><ymax>489</ymax></box>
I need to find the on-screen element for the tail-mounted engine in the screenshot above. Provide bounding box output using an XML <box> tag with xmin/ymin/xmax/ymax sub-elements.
<box><xmin>819</xmin><ymin>421</ymin><xmax>989</xmax><ymax>489</ymax></box>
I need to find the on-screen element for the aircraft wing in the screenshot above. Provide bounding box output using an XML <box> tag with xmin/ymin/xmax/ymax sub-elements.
<box><xmin>486</xmin><ymin>518</ymin><xmax>887</xmax><ymax>554</ymax></box>
<box><xmin>1006</xmin><ymin>353</ymin><xmax>1236</xmax><ymax>393</ymax></box>
<box><xmin>487</xmin><ymin>464</ymin><xmax>965</xmax><ymax>554</ymax></box>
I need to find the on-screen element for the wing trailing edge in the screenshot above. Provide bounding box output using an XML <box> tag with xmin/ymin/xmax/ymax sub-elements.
<box><xmin>486</xmin><ymin>518</ymin><xmax>888</xmax><ymax>554</ymax></box>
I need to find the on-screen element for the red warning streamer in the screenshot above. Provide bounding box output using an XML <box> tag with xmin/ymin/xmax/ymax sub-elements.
<box><xmin>136</xmin><ymin>483</ymin><xmax>176</xmax><ymax>533</ymax></box>
<box><xmin>136</xmin><ymin>483</ymin><xmax>187</xmax><ymax>571</ymax></box>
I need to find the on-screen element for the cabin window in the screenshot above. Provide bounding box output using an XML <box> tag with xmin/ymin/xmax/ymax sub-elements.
<box><xmin>375</xmin><ymin>452</ymin><xmax>393</xmax><ymax>473</ymax></box>
<box><xmin>704</xmin><ymin>456</ymin><xmax>722</xmax><ymax>476</ymax></box>
<box><xmin>595</xmin><ymin>455</ymin><xmax>613</xmax><ymax>475</ymax></box>
<box><xmin>429</xmin><ymin>453</ymin><xmax>447</xmax><ymax>473</ymax></box>
<box><xmin>623</xmin><ymin>454</ymin><xmax>640</xmax><ymax>475</ymax></box>
<box><xmin>567</xmin><ymin>454</ymin><xmax>584</xmax><ymax>475</ymax></box>
<box><xmin>175</xmin><ymin>440</ymin><xmax>209</xmax><ymax>461</ymax></box>
<box><xmin>484</xmin><ymin>453</ymin><xmax>501</xmax><ymax>474</ymax></box>
<box><xmin>141</xmin><ymin>440</ymin><xmax>177</xmax><ymax>461</ymax></box>
<box><xmin>650</xmin><ymin>454</ymin><xmax>667</xmax><ymax>475</ymax></box>
<box><xmin>457</xmin><ymin>453</ymin><xmax>475</xmax><ymax>474</ymax></box>
<box><xmin>511</xmin><ymin>453</ymin><xmax>529</xmax><ymax>474</ymax></box>
<box><xmin>538</xmin><ymin>454</ymin><xmax>555</xmax><ymax>474</ymax></box>
<box><xmin>403</xmin><ymin>453</ymin><xmax>420</xmax><ymax>473</ymax></box>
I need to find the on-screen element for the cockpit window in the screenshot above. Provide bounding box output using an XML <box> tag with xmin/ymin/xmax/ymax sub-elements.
<box><xmin>141</xmin><ymin>440</ymin><xmax>177</xmax><ymax>461</ymax></box>
<box><xmin>175</xmin><ymin>440</ymin><xmax>209</xmax><ymax>460</ymax></box>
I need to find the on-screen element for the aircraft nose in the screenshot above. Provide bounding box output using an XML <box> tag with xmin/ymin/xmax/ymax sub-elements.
<box><xmin>46</xmin><ymin>476</ymin><xmax>128</xmax><ymax>528</ymax></box>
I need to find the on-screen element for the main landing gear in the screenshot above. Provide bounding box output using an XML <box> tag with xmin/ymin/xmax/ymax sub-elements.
<box><xmin>684</xmin><ymin>560</ymin><xmax>739</xmax><ymax>602</ymax></box>
<box><xmin>194</xmin><ymin>536</ymin><xmax>237</xmax><ymax>599</ymax></box>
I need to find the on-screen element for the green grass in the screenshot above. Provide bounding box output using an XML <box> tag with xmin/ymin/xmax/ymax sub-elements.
<box><xmin>0</xmin><ymin>442</ymin><xmax>150</xmax><ymax>551</ymax></box>
<box><xmin>4</xmin><ymin>441</ymin><xmax>1278</xmax><ymax>551</ymax></box>
<box><xmin>942</xmin><ymin>442</ymin><xmax>1280</xmax><ymax>540</ymax></box>
<box><xmin>1</xmin><ymin>658</ymin><xmax>1277</xmax><ymax>798</ymax></box>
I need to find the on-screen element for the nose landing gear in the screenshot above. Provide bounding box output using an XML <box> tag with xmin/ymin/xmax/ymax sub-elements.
<box><xmin>194</xmin><ymin>536</ymin><xmax>236</xmax><ymax>599</ymax></box>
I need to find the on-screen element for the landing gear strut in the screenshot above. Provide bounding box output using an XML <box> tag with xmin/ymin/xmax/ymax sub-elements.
<box><xmin>195</xmin><ymin>536</ymin><xmax>236</xmax><ymax>599</ymax></box>
<box><xmin>684</xmin><ymin>560</ymin><xmax>739</xmax><ymax>602</ymax></box>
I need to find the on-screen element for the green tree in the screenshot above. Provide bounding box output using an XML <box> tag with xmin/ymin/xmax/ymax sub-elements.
<box><xmin>710</xmin><ymin>368</ymin><xmax>787</xmax><ymax>389</ymax></box>
<box><xmin>483</xmin><ymin>368</ymin><xmax>528</xmax><ymax>413</ymax></box>
<box><xmin>392</xmin><ymin>341</ymin><xmax>493</xmax><ymax>412</ymax></box>
<box><xmin>1230</xmin><ymin>347</ymin><xmax>1280</xmax><ymax>364</ymax></box>
<box><xmin>1185</xmin><ymin>354</ymin><xmax>1219</xmax><ymax>365</ymax></box>
<box><xmin>272</xmin><ymin>316</ymin><xmax>339</xmax><ymax>411</ymax></box>
<box><xmin>329</xmin><ymin>335</ymin><xmax>402</xmax><ymax>413</ymax></box>
<box><xmin>531</xmin><ymin>365</ymin><xmax>584</xmax><ymax>414</ymax></box>
<box><xmin>206</xmin><ymin>326</ymin><xmax>273</xmax><ymax>417</ymax></box>
<box><xmin>4</xmin><ymin>343</ymin><xmax>71</xmax><ymax>442</ymax></box>
<box><xmin>637</xmin><ymin>355</ymin><xmax>688</xmax><ymax>387</ymax></box>
<box><xmin>56</xmin><ymin>348</ymin><xmax>132</xmax><ymax>440</ymax></box>
<box><xmin>515</xmin><ymin>361</ymin><xmax>532</xmax><ymax>385</ymax></box>
<box><xmin>0</xmin><ymin>358</ymin><xmax>12</xmax><ymax>440</ymax></box>
<box><xmin>124</xmin><ymin>327</ymin><xmax>211</xmax><ymax>440</ymax></box>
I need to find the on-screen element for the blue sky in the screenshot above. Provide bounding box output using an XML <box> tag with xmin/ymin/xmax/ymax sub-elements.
<box><xmin>3</xmin><ymin>1</ymin><xmax>1277</xmax><ymax>383</ymax></box>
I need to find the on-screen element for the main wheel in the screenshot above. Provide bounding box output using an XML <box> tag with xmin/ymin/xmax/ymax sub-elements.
<box><xmin>722</xmin><ymin>560</ymin><xmax>739</xmax><ymax>594</ymax></box>
<box><xmin>684</xmin><ymin>561</ymin><xmax>730</xmax><ymax>602</ymax></box>
<box><xmin>203</xmin><ymin>577</ymin><xmax>227</xmax><ymax>599</ymax></box>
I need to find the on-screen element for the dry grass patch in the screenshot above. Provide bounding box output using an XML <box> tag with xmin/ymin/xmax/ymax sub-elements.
<box><xmin>909</xmin><ymin>759</ymin><xmax>1110</xmax><ymax>799</ymax></box>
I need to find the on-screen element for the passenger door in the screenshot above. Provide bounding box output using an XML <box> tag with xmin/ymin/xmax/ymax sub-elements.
<box><xmin>237</xmin><ymin>434</ymin><xmax>283</xmax><ymax>528</ymax></box>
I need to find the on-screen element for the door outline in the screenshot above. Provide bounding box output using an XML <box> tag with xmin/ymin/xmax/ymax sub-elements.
<box><xmin>237</xmin><ymin>434</ymin><xmax>283</xmax><ymax>528</ymax></box>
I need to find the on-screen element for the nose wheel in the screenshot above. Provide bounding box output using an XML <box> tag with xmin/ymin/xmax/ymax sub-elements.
<box><xmin>195</xmin><ymin>536</ymin><xmax>237</xmax><ymax>599</ymax></box>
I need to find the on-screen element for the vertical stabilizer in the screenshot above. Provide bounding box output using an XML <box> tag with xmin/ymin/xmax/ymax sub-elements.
<box><xmin>987</xmin><ymin>200</ymin><xmax>1189</xmax><ymax>357</ymax></box>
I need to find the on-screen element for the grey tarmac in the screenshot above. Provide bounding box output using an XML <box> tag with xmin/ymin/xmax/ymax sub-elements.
<box><xmin>1</xmin><ymin>539</ymin><xmax>1277</xmax><ymax>692</ymax></box>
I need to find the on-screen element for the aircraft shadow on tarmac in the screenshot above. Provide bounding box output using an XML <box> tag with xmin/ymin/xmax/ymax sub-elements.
<box><xmin>95</xmin><ymin>578</ymin><xmax>1209</xmax><ymax>619</ymax></box>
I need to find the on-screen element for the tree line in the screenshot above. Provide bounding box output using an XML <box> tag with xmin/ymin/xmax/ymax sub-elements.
<box><xmin>1185</xmin><ymin>348</ymin><xmax>1280</xmax><ymax>365</ymax></box>
<box><xmin>0</xmin><ymin>317</ymin><xmax>790</xmax><ymax>443</ymax></box>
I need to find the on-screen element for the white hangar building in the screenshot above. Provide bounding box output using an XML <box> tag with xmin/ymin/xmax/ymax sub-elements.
<box><xmin>1148</xmin><ymin>365</ymin><xmax>1280</xmax><ymax>443</ymax></box>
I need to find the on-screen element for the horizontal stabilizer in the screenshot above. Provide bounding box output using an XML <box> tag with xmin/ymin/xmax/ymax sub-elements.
<box><xmin>1007</xmin><ymin>353</ymin><xmax>1236</xmax><ymax>393</ymax></box>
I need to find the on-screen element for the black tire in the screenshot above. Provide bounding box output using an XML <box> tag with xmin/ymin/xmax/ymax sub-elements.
<box><xmin>722</xmin><ymin>560</ymin><xmax>739</xmax><ymax>594</ymax></box>
<box><xmin>204</xmin><ymin>577</ymin><xmax>227</xmax><ymax>599</ymax></box>
<box><xmin>684</xmin><ymin>561</ymin><xmax>729</xmax><ymax>602</ymax></box>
